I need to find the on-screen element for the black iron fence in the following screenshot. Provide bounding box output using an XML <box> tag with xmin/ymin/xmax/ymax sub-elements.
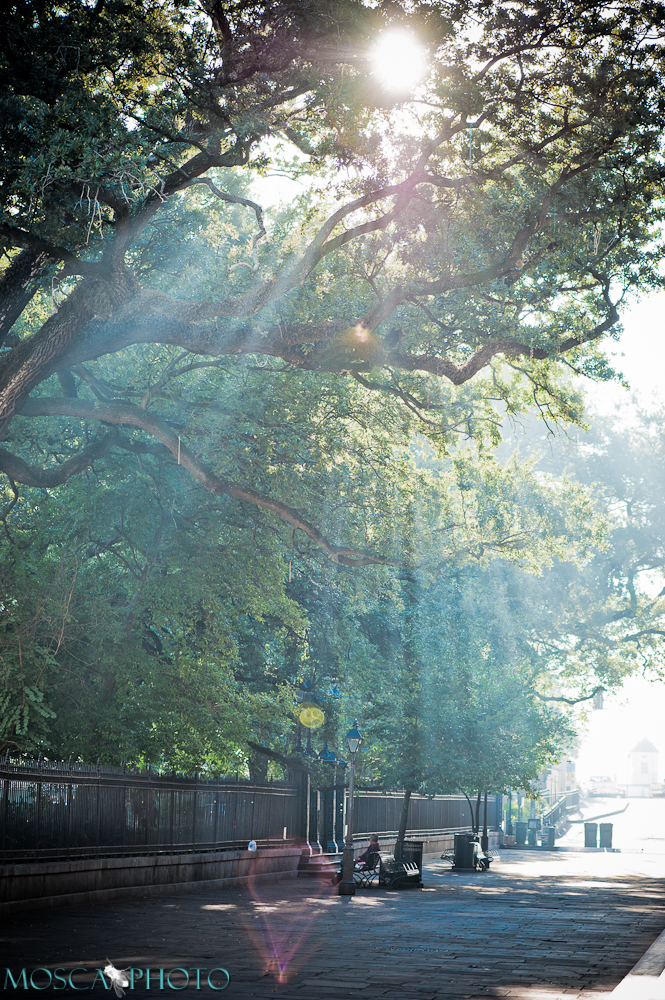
<box><xmin>0</xmin><ymin>757</ymin><xmax>499</xmax><ymax>864</ymax></box>
<box><xmin>0</xmin><ymin>757</ymin><xmax>299</xmax><ymax>863</ymax></box>
<box><xmin>353</xmin><ymin>791</ymin><xmax>494</xmax><ymax>838</ymax></box>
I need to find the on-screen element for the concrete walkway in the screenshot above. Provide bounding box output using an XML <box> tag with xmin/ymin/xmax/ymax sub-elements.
<box><xmin>2</xmin><ymin>849</ymin><xmax>665</xmax><ymax>998</ymax></box>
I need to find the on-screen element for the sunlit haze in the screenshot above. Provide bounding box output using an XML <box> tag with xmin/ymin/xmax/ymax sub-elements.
<box><xmin>575</xmin><ymin>292</ymin><xmax>665</xmax><ymax>785</ymax></box>
<box><xmin>371</xmin><ymin>31</ymin><xmax>425</xmax><ymax>91</ymax></box>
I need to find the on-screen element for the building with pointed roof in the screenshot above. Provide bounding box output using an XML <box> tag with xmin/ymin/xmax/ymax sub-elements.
<box><xmin>631</xmin><ymin>739</ymin><xmax>659</xmax><ymax>753</ymax></box>
<box><xmin>627</xmin><ymin>739</ymin><xmax>659</xmax><ymax>797</ymax></box>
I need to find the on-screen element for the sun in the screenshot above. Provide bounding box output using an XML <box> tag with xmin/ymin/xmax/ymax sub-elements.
<box><xmin>371</xmin><ymin>31</ymin><xmax>425</xmax><ymax>92</ymax></box>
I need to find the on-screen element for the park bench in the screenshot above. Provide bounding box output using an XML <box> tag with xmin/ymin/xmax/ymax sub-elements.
<box><xmin>440</xmin><ymin>837</ymin><xmax>495</xmax><ymax>871</ymax></box>
<box><xmin>352</xmin><ymin>851</ymin><xmax>421</xmax><ymax>889</ymax></box>
<box><xmin>353</xmin><ymin>851</ymin><xmax>381</xmax><ymax>887</ymax></box>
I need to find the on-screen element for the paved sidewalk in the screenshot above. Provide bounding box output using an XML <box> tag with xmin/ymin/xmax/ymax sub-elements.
<box><xmin>2</xmin><ymin>849</ymin><xmax>665</xmax><ymax>999</ymax></box>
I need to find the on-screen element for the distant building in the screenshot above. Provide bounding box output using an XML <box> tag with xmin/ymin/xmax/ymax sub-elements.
<box><xmin>627</xmin><ymin>739</ymin><xmax>659</xmax><ymax>797</ymax></box>
<box><xmin>546</xmin><ymin>760</ymin><xmax>576</xmax><ymax>801</ymax></box>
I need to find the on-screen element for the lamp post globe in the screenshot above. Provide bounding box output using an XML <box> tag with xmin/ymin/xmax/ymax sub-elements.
<box><xmin>345</xmin><ymin>722</ymin><xmax>363</xmax><ymax>756</ymax></box>
<box><xmin>339</xmin><ymin>721</ymin><xmax>363</xmax><ymax>896</ymax></box>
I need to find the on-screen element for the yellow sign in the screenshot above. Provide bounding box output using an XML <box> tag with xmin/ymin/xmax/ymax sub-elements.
<box><xmin>299</xmin><ymin>706</ymin><xmax>325</xmax><ymax>730</ymax></box>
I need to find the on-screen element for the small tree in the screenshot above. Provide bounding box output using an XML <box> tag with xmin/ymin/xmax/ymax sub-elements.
<box><xmin>363</xmin><ymin>561</ymin><xmax>575</xmax><ymax>855</ymax></box>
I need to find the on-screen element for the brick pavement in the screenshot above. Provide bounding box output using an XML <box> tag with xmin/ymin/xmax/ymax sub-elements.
<box><xmin>2</xmin><ymin>849</ymin><xmax>665</xmax><ymax>1000</ymax></box>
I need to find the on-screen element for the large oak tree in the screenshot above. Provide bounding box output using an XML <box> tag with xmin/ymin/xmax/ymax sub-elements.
<box><xmin>5</xmin><ymin>0</ymin><xmax>665</xmax><ymax>772</ymax></box>
<box><xmin>2</xmin><ymin>0</ymin><xmax>665</xmax><ymax>565</ymax></box>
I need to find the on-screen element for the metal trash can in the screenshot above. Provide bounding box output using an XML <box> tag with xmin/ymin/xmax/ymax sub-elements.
<box><xmin>584</xmin><ymin>822</ymin><xmax>598</xmax><ymax>848</ymax></box>
<box><xmin>599</xmin><ymin>823</ymin><xmax>613</xmax><ymax>849</ymax></box>
<box><xmin>515</xmin><ymin>821</ymin><xmax>527</xmax><ymax>846</ymax></box>
<box><xmin>543</xmin><ymin>826</ymin><xmax>556</xmax><ymax>849</ymax></box>
<box><xmin>527</xmin><ymin>818</ymin><xmax>539</xmax><ymax>846</ymax></box>
<box><xmin>454</xmin><ymin>833</ymin><xmax>476</xmax><ymax>869</ymax></box>
<box><xmin>402</xmin><ymin>841</ymin><xmax>424</xmax><ymax>883</ymax></box>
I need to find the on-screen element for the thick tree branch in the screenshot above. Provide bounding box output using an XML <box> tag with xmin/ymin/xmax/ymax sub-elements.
<box><xmin>0</xmin><ymin>429</ymin><xmax>118</xmax><ymax>487</ymax></box>
<box><xmin>0</xmin><ymin>224</ymin><xmax>109</xmax><ymax>277</ymax></box>
<box><xmin>246</xmin><ymin>741</ymin><xmax>301</xmax><ymax>767</ymax></box>
<box><xmin>15</xmin><ymin>397</ymin><xmax>395</xmax><ymax>567</ymax></box>
<box><xmin>533</xmin><ymin>685</ymin><xmax>605</xmax><ymax>706</ymax></box>
<box><xmin>0</xmin><ymin>249</ymin><xmax>49</xmax><ymax>346</ymax></box>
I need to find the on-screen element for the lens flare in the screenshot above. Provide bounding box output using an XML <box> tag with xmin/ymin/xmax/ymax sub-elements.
<box><xmin>299</xmin><ymin>706</ymin><xmax>325</xmax><ymax>729</ymax></box>
<box><xmin>241</xmin><ymin>855</ymin><xmax>337</xmax><ymax>983</ymax></box>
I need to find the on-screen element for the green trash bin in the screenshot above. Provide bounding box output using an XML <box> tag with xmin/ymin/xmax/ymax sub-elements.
<box><xmin>515</xmin><ymin>821</ymin><xmax>527</xmax><ymax>846</ymax></box>
<box><xmin>454</xmin><ymin>833</ymin><xmax>475</xmax><ymax>868</ymax></box>
<box><xmin>584</xmin><ymin>822</ymin><xmax>598</xmax><ymax>848</ymax></box>
<box><xmin>599</xmin><ymin>823</ymin><xmax>613</xmax><ymax>848</ymax></box>
<box><xmin>543</xmin><ymin>826</ymin><xmax>556</xmax><ymax>849</ymax></box>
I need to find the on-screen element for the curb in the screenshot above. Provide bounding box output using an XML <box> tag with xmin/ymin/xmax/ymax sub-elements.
<box><xmin>610</xmin><ymin>928</ymin><xmax>665</xmax><ymax>999</ymax></box>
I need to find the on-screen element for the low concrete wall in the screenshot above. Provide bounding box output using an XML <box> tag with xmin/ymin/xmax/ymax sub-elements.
<box><xmin>2</xmin><ymin>833</ymin><xmax>505</xmax><ymax>914</ymax></box>
<box><xmin>0</xmin><ymin>847</ymin><xmax>302</xmax><ymax>916</ymax></box>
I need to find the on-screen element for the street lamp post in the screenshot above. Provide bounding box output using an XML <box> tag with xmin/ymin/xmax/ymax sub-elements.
<box><xmin>338</xmin><ymin>721</ymin><xmax>363</xmax><ymax>896</ymax></box>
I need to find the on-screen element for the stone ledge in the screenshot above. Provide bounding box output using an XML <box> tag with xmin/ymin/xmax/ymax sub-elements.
<box><xmin>0</xmin><ymin>867</ymin><xmax>298</xmax><ymax>916</ymax></box>
<box><xmin>0</xmin><ymin>846</ymin><xmax>301</xmax><ymax>878</ymax></box>
<box><xmin>0</xmin><ymin>847</ymin><xmax>302</xmax><ymax>914</ymax></box>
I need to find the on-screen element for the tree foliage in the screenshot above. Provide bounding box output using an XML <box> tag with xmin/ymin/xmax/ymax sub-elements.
<box><xmin>4</xmin><ymin>1</ymin><xmax>665</xmax><ymax>794</ymax></box>
<box><xmin>0</xmin><ymin>400</ymin><xmax>596</xmax><ymax>765</ymax></box>
<box><xmin>1</xmin><ymin>0</ymin><xmax>665</xmax><ymax>562</ymax></box>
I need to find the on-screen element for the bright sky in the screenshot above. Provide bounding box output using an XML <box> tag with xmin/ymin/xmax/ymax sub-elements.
<box><xmin>582</xmin><ymin>290</ymin><xmax>665</xmax><ymax>415</ymax></box>
<box><xmin>575</xmin><ymin>675</ymin><xmax>665</xmax><ymax>786</ymax></box>
<box><xmin>574</xmin><ymin>291</ymin><xmax>665</xmax><ymax>785</ymax></box>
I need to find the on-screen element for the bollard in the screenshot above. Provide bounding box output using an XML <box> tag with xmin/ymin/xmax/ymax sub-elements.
<box><xmin>599</xmin><ymin>823</ymin><xmax>613</xmax><ymax>849</ymax></box>
<box><xmin>515</xmin><ymin>821</ymin><xmax>527</xmax><ymax>846</ymax></box>
<box><xmin>584</xmin><ymin>822</ymin><xmax>598</xmax><ymax>848</ymax></box>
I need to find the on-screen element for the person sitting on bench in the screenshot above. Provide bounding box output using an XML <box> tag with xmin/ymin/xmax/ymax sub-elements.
<box><xmin>355</xmin><ymin>834</ymin><xmax>380</xmax><ymax>868</ymax></box>
<box><xmin>333</xmin><ymin>834</ymin><xmax>380</xmax><ymax>884</ymax></box>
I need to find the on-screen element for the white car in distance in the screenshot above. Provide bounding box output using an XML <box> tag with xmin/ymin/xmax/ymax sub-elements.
<box><xmin>587</xmin><ymin>775</ymin><xmax>625</xmax><ymax>797</ymax></box>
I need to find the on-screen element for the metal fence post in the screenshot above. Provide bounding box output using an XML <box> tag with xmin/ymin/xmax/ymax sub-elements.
<box><xmin>213</xmin><ymin>780</ymin><xmax>219</xmax><ymax>847</ymax></box>
<box><xmin>96</xmin><ymin>759</ymin><xmax>101</xmax><ymax>849</ymax></box>
<box><xmin>146</xmin><ymin>763</ymin><xmax>153</xmax><ymax>848</ymax></box>
<box><xmin>36</xmin><ymin>754</ymin><xmax>43</xmax><ymax>851</ymax></box>
<box><xmin>192</xmin><ymin>773</ymin><xmax>197</xmax><ymax>849</ymax></box>
<box><xmin>169</xmin><ymin>775</ymin><xmax>175</xmax><ymax>850</ymax></box>
<box><xmin>266</xmin><ymin>782</ymin><xmax>272</xmax><ymax>846</ymax></box>
<box><xmin>121</xmin><ymin>762</ymin><xmax>126</xmax><ymax>851</ymax></box>
<box><xmin>1</xmin><ymin>761</ymin><xmax>9</xmax><ymax>852</ymax></box>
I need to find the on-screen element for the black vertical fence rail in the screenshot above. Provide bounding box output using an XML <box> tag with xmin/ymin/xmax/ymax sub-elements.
<box><xmin>0</xmin><ymin>757</ymin><xmax>501</xmax><ymax>864</ymax></box>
